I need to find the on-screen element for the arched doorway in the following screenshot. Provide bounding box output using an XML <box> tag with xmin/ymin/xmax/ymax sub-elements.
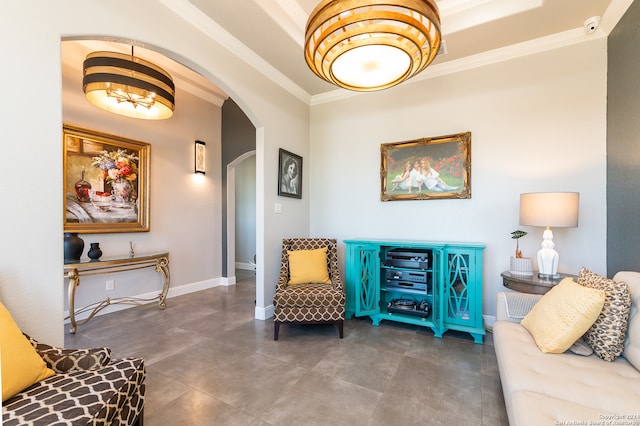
<box><xmin>61</xmin><ymin>38</ymin><xmax>266</xmax><ymax>319</ymax></box>
<box><xmin>226</xmin><ymin>151</ymin><xmax>256</xmax><ymax>279</ymax></box>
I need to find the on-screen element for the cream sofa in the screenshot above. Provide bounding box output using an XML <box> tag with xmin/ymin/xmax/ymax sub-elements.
<box><xmin>494</xmin><ymin>271</ymin><xmax>640</xmax><ymax>426</ymax></box>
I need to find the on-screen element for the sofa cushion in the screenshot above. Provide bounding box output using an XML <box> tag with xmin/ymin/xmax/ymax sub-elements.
<box><xmin>612</xmin><ymin>271</ymin><xmax>640</xmax><ymax>370</ymax></box>
<box><xmin>568</xmin><ymin>338</ymin><xmax>593</xmax><ymax>356</ymax></box>
<box><xmin>494</xmin><ymin>320</ymin><xmax>640</xmax><ymax>422</ymax></box>
<box><xmin>273</xmin><ymin>283</ymin><xmax>345</xmax><ymax>308</ymax></box>
<box><xmin>0</xmin><ymin>302</ymin><xmax>55</xmax><ymax>402</ymax></box>
<box><xmin>510</xmin><ymin>391</ymin><xmax>626</xmax><ymax>425</ymax></box>
<box><xmin>287</xmin><ymin>247</ymin><xmax>331</xmax><ymax>285</ymax></box>
<box><xmin>578</xmin><ymin>268</ymin><xmax>632</xmax><ymax>361</ymax></box>
<box><xmin>521</xmin><ymin>278</ymin><xmax>605</xmax><ymax>353</ymax></box>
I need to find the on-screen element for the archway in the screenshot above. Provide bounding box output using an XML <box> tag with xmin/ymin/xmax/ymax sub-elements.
<box><xmin>226</xmin><ymin>150</ymin><xmax>256</xmax><ymax>280</ymax></box>
<box><xmin>61</xmin><ymin>37</ymin><xmax>266</xmax><ymax>320</ymax></box>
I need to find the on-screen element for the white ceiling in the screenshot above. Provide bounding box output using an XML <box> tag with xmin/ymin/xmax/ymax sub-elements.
<box><xmin>63</xmin><ymin>0</ymin><xmax>630</xmax><ymax>105</ymax></box>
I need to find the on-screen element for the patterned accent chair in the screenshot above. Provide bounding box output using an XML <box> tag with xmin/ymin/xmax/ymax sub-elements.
<box><xmin>273</xmin><ymin>238</ymin><xmax>346</xmax><ymax>340</ymax></box>
<box><xmin>2</xmin><ymin>336</ymin><xmax>145</xmax><ymax>425</ymax></box>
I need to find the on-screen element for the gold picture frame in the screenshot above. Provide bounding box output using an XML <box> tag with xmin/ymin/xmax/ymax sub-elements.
<box><xmin>381</xmin><ymin>132</ymin><xmax>471</xmax><ymax>201</ymax></box>
<box><xmin>63</xmin><ymin>125</ymin><xmax>150</xmax><ymax>233</ymax></box>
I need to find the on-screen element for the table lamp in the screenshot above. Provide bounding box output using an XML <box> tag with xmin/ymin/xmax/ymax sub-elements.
<box><xmin>519</xmin><ymin>192</ymin><xmax>580</xmax><ymax>279</ymax></box>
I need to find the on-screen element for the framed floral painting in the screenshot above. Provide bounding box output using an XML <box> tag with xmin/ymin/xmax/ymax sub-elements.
<box><xmin>380</xmin><ymin>132</ymin><xmax>471</xmax><ymax>201</ymax></box>
<box><xmin>63</xmin><ymin>125</ymin><xmax>150</xmax><ymax>233</ymax></box>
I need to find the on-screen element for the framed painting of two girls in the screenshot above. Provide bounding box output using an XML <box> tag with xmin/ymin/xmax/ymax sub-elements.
<box><xmin>381</xmin><ymin>132</ymin><xmax>471</xmax><ymax>201</ymax></box>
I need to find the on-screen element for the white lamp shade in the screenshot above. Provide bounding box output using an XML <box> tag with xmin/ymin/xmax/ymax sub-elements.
<box><xmin>520</xmin><ymin>192</ymin><xmax>579</xmax><ymax>228</ymax></box>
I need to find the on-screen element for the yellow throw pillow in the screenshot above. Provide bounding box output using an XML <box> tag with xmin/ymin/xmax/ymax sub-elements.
<box><xmin>0</xmin><ymin>302</ymin><xmax>55</xmax><ymax>401</ymax></box>
<box><xmin>288</xmin><ymin>247</ymin><xmax>331</xmax><ymax>285</ymax></box>
<box><xmin>521</xmin><ymin>278</ymin><xmax>605</xmax><ymax>354</ymax></box>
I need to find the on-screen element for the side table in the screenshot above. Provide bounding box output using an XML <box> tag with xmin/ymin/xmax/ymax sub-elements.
<box><xmin>64</xmin><ymin>252</ymin><xmax>170</xmax><ymax>333</ymax></box>
<box><xmin>501</xmin><ymin>270</ymin><xmax>577</xmax><ymax>295</ymax></box>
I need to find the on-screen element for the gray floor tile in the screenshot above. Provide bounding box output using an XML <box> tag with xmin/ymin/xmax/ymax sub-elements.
<box><xmin>260</xmin><ymin>372</ymin><xmax>382</xmax><ymax>426</ymax></box>
<box><xmin>64</xmin><ymin>272</ymin><xmax>508</xmax><ymax>425</ymax></box>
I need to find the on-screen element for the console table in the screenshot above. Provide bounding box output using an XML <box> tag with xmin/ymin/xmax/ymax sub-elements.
<box><xmin>501</xmin><ymin>270</ymin><xmax>577</xmax><ymax>295</ymax></box>
<box><xmin>64</xmin><ymin>252</ymin><xmax>170</xmax><ymax>333</ymax></box>
<box><xmin>344</xmin><ymin>239</ymin><xmax>486</xmax><ymax>343</ymax></box>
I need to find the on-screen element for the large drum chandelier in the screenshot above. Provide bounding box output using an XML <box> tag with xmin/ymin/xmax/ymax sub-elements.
<box><xmin>304</xmin><ymin>0</ymin><xmax>441</xmax><ymax>92</ymax></box>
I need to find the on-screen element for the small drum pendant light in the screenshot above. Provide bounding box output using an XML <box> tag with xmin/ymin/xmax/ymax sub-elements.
<box><xmin>83</xmin><ymin>47</ymin><xmax>175</xmax><ymax>119</ymax></box>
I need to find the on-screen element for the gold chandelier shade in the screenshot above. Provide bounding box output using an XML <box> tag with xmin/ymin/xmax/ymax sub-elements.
<box><xmin>83</xmin><ymin>51</ymin><xmax>175</xmax><ymax>120</ymax></box>
<box><xmin>304</xmin><ymin>0</ymin><xmax>441</xmax><ymax>91</ymax></box>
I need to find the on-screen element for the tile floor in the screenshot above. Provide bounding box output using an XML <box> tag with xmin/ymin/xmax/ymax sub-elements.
<box><xmin>65</xmin><ymin>270</ymin><xmax>509</xmax><ymax>425</ymax></box>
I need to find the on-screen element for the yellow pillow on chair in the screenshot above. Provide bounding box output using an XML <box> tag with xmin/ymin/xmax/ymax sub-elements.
<box><xmin>287</xmin><ymin>247</ymin><xmax>332</xmax><ymax>285</ymax></box>
<box><xmin>0</xmin><ymin>301</ymin><xmax>55</xmax><ymax>401</ymax></box>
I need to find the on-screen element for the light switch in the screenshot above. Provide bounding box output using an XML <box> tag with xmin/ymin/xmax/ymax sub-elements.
<box><xmin>275</xmin><ymin>203</ymin><xmax>282</xmax><ymax>214</ymax></box>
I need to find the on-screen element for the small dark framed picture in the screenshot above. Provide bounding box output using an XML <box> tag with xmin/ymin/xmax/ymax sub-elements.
<box><xmin>278</xmin><ymin>148</ymin><xmax>302</xmax><ymax>199</ymax></box>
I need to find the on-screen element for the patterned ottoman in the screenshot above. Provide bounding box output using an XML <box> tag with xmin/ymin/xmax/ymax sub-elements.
<box><xmin>2</xmin><ymin>337</ymin><xmax>145</xmax><ymax>426</ymax></box>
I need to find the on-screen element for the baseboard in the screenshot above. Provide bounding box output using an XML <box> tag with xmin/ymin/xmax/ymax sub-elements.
<box><xmin>65</xmin><ymin>277</ymin><xmax>227</xmax><ymax>323</ymax></box>
<box><xmin>221</xmin><ymin>276</ymin><xmax>236</xmax><ymax>286</ymax></box>
<box><xmin>255</xmin><ymin>304</ymin><xmax>274</xmax><ymax>320</ymax></box>
<box><xmin>235</xmin><ymin>262</ymin><xmax>256</xmax><ymax>271</ymax></box>
<box><xmin>483</xmin><ymin>314</ymin><xmax>496</xmax><ymax>331</ymax></box>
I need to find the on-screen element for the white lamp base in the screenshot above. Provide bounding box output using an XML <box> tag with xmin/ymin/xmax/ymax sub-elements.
<box><xmin>537</xmin><ymin>228</ymin><xmax>559</xmax><ymax>279</ymax></box>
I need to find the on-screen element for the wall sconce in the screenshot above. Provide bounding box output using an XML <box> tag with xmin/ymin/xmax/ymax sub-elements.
<box><xmin>520</xmin><ymin>192</ymin><xmax>580</xmax><ymax>279</ymax></box>
<box><xmin>195</xmin><ymin>140</ymin><xmax>206</xmax><ymax>175</ymax></box>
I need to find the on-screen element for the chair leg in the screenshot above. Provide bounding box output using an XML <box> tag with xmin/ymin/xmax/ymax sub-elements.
<box><xmin>134</xmin><ymin>409</ymin><xmax>144</xmax><ymax>426</ymax></box>
<box><xmin>274</xmin><ymin>321</ymin><xmax>280</xmax><ymax>341</ymax></box>
<box><xmin>338</xmin><ymin>320</ymin><xmax>344</xmax><ymax>338</ymax></box>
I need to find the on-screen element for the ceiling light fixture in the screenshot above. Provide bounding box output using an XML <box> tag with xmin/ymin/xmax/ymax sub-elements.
<box><xmin>82</xmin><ymin>47</ymin><xmax>175</xmax><ymax>120</ymax></box>
<box><xmin>304</xmin><ymin>0</ymin><xmax>441</xmax><ymax>92</ymax></box>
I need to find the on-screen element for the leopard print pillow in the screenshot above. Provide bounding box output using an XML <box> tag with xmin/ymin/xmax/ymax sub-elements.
<box><xmin>577</xmin><ymin>268</ymin><xmax>632</xmax><ymax>361</ymax></box>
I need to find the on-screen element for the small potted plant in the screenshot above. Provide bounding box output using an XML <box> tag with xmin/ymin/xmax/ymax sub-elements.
<box><xmin>510</xmin><ymin>230</ymin><xmax>533</xmax><ymax>275</ymax></box>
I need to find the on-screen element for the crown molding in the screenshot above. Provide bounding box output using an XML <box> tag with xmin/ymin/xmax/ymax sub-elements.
<box><xmin>310</xmin><ymin>27</ymin><xmax>605</xmax><ymax>106</ymax></box>
<box><xmin>158</xmin><ymin>0</ymin><xmax>311</xmax><ymax>105</ymax></box>
<box><xmin>158</xmin><ymin>0</ymin><xmax>630</xmax><ymax>107</ymax></box>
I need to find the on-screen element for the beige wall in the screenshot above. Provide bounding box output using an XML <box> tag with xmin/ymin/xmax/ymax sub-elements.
<box><xmin>61</xmin><ymin>50</ymin><xmax>223</xmax><ymax>313</ymax></box>
<box><xmin>310</xmin><ymin>39</ymin><xmax>608</xmax><ymax>320</ymax></box>
<box><xmin>0</xmin><ymin>1</ymin><xmax>614</xmax><ymax>345</ymax></box>
<box><xmin>0</xmin><ymin>0</ymin><xmax>310</xmax><ymax>346</ymax></box>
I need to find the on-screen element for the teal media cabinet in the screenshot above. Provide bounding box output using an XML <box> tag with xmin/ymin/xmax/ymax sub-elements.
<box><xmin>344</xmin><ymin>239</ymin><xmax>486</xmax><ymax>343</ymax></box>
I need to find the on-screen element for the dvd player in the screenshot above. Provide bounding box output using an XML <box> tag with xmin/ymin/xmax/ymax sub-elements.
<box><xmin>386</xmin><ymin>269</ymin><xmax>430</xmax><ymax>292</ymax></box>
<box><xmin>384</xmin><ymin>248</ymin><xmax>431</xmax><ymax>270</ymax></box>
<box><xmin>386</xmin><ymin>269</ymin><xmax>427</xmax><ymax>283</ymax></box>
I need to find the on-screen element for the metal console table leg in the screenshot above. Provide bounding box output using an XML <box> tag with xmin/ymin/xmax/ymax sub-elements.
<box><xmin>64</xmin><ymin>252</ymin><xmax>170</xmax><ymax>334</ymax></box>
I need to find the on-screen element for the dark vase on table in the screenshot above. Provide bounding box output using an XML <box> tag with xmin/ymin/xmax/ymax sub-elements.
<box><xmin>64</xmin><ymin>233</ymin><xmax>84</xmax><ymax>262</ymax></box>
<box><xmin>87</xmin><ymin>243</ymin><xmax>103</xmax><ymax>260</ymax></box>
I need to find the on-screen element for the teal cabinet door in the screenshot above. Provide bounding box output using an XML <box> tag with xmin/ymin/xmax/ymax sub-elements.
<box><xmin>442</xmin><ymin>247</ymin><xmax>485</xmax><ymax>343</ymax></box>
<box><xmin>345</xmin><ymin>243</ymin><xmax>380</xmax><ymax>317</ymax></box>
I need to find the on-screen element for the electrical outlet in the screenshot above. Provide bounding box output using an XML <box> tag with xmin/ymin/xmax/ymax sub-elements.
<box><xmin>106</xmin><ymin>280</ymin><xmax>115</xmax><ymax>291</ymax></box>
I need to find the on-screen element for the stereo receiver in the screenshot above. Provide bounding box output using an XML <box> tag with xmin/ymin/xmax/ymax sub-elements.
<box><xmin>383</xmin><ymin>248</ymin><xmax>430</xmax><ymax>270</ymax></box>
<box><xmin>385</xmin><ymin>269</ymin><xmax>430</xmax><ymax>292</ymax></box>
